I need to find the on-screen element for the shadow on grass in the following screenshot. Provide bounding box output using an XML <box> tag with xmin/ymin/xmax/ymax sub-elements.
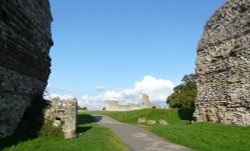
<box><xmin>0</xmin><ymin>96</ymin><xmax>49</xmax><ymax>150</ymax></box>
<box><xmin>77</xmin><ymin>126</ymin><xmax>92</xmax><ymax>133</ymax></box>
<box><xmin>76</xmin><ymin>114</ymin><xmax>100</xmax><ymax>134</ymax></box>
<box><xmin>0</xmin><ymin>105</ymin><xmax>99</xmax><ymax>150</ymax></box>
<box><xmin>178</xmin><ymin>107</ymin><xmax>195</xmax><ymax>121</ymax></box>
<box><xmin>91</xmin><ymin>116</ymin><xmax>103</xmax><ymax>122</ymax></box>
<box><xmin>77</xmin><ymin>114</ymin><xmax>97</xmax><ymax>125</ymax></box>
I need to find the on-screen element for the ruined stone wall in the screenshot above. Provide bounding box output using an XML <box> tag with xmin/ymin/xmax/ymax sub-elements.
<box><xmin>105</xmin><ymin>101</ymin><xmax>143</xmax><ymax>111</ymax></box>
<box><xmin>0</xmin><ymin>0</ymin><xmax>53</xmax><ymax>138</ymax></box>
<box><xmin>194</xmin><ymin>0</ymin><xmax>250</xmax><ymax>126</ymax></box>
<box><xmin>105</xmin><ymin>94</ymin><xmax>160</xmax><ymax>111</ymax></box>
<box><xmin>44</xmin><ymin>98</ymin><xmax>78</xmax><ymax>139</ymax></box>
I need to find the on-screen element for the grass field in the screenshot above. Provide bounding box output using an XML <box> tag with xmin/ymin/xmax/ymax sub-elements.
<box><xmin>0</xmin><ymin>114</ymin><xmax>129</xmax><ymax>151</ymax></box>
<box><xmin>2</xmin><ymin>109</ymin><xmax>249</xmax><ymax>151</ymax></box>
<box><xmin>86</xmin><ymin>108</ymin><xmax>250</xmax><ymax>151</ymax></box>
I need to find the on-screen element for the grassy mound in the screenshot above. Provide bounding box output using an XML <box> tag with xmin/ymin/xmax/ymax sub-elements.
<box><xmin>86</xmin><ymin>108</ymin><xmax>194</xmax><ymax>125</ymax></box>
<box><xmin>87</xmin><ymin>108</ymin><xmax>250</xmax><ymax>151</ymax></box>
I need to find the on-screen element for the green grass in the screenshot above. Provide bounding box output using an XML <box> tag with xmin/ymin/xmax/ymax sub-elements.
<box><xmin>86</xmin><ymin>108</ymin><xmax>250</xmax><ymax>151</ymax></box>
<box><xmin>150</xmin><ymin>123</ymin><xmax>250</xmax><ymax>151</ymax></box>
<box><xmin>1</xmin><ymin>114</ymin><xmax>129</xmax><ymax>151</ymax></box>
<box><xmin>86</xmin><ymin>108</ymin><xmax>194</xmax><ymax>125</ymax></box>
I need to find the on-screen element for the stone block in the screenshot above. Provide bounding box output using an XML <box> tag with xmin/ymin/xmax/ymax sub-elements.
<box><xmin>159</xmin><ymin>120</ymin><xmax>168</xmax><ymax>125</ymax></box>
<box><xmin>147</xmin><ymin>120</ymin><xmax>156</xmax><ymax>125</ymax></box>
<box><xmin>138</xmin><ymin>117</ymin><xmax>146</xmax><ymax>124</ymax></box>
<box><xmin>44</xmin><ymin>97</ymin><xmax>78</xmax><ymax>139</ymax></box>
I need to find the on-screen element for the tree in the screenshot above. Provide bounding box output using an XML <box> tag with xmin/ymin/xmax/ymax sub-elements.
<box><xmin>78</xmin><ymin>106</ymin><xmax>88</xmax><ymax>110</ymax></box>
<box><xmin>167</xmin><ymin>74</ymin><xmax>197</xmax><ymax>108</ymax></box>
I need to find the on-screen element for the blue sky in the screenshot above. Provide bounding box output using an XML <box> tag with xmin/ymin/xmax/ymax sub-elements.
<box><xmin>48</xmin><ymin>0</ymin><xmax>225</xmax><ymax>109</ymax></box>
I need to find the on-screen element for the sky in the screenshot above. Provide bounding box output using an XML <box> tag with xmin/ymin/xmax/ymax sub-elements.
<box><xmin>47</xmin><ymin>0</ymin><xmax>225</xmax><ymax>110</ymax></box>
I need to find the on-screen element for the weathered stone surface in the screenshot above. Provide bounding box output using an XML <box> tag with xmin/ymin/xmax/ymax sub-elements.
<box><xmin>159</xmin><ymin>120</ymin><xmax>168</xmax><ymax>125</ymax></box>
<box><xmin>105</xmin><ymin>93</ymin><xmax>160</xmax><ymax>111</ymax></box>
<box><xmin>147</xmin><ymin>120</ymin><xmax>156</xmax><ymax>125</ymax></box>
<box><xmin>0</xmin><ymin>0</ymin><xmax>53</xmax><ymax>138</ymax></box>
<box><xmin>138</xmin><ymin>117</ymin><xmax>146</xmax><ymax>124</ymax></box>
<box><xmin>44</xmin><ymin>97</ymin><xmax>78</xmax><ymax>139</ymax></box>
<box><xmin>194</xmin><ymin>0</ymin><xmax>250</xmax><ymax>126</ymax></box>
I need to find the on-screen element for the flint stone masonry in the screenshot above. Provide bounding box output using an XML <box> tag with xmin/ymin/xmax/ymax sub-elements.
<box><xmin>194</xmin><ymin>0</ymin><xmax>250</xmax><ymax>126</ymax></box>
<box><xmin>0</xmin><ymin>0</ymin><xmax>53</xmax><ymax>138</ymax></box>
<box><xmin>44</xmin><ymin>97</ymin><xmax>78</xmax><ymax>139</ymax></box>
<box><xmin>105</xmin><ymin>94</ymin><xmax>160</xmax><ymax>111</ymax></box>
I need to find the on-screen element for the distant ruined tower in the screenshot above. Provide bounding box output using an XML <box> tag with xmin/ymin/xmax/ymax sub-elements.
<box><xmin>194</xmin><ymin>0</ymin><xmax>250</xmax><ymax>126</ymax></box>
<box><xmin>142</xmin><ymin>93</ymin><xmax>150</xmax><ymax>105</ymax></box>
<box><xmin>0</xmin><ymin>0</ymin><xmax>53</xmax><ymax>138</ymax></box>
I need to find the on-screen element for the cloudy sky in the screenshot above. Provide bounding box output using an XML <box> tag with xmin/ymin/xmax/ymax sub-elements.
<box><xmin>47</xmin><ymin>0</ymin><xmax>225</xmax><ymax>110</ymax></box>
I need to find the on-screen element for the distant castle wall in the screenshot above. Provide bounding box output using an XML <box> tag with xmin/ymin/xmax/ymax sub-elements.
<box><xmin>105</xmin><ymin>94</ymin><xmax>160</xmax><ymax>111</ymax></box>
<box><xmin>194</xmin><ymin>0</ymin><xmax>250</xmax><ymax>126</ymax></box>
<box><xmin>0</xmin><ymin>0</ymin><xmax>53</xmax><ymax>138</ymax></box>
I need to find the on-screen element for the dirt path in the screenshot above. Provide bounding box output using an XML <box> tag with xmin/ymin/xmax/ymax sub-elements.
<box><xmin>92</xmin><ymin>115</ymin><xmax>193</xmax><ymax>151</ymax></box>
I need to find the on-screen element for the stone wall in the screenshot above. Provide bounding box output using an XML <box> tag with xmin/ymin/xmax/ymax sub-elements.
<box><xmin>44</xmin><ymin>97</ymin><xmax>78</xmax><ymax>139</ymax></box>
<box><xmin>105</xmin><ymin>94</ymin><xmax>160</xmax><ymax>111</ymax></box>
<box><xmin>194</xmin><ymin>0</ymin><xmax>250</xmax><ymax>126</ymax></box>
<box><xmin>0</xmin><ymin>0</ymin><xmax>53</xmax><ymax>138</ymax></box>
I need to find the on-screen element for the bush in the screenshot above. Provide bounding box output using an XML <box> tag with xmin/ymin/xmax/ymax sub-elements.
<box><xmin>39</xmin><ymin>120</ymin><xmax>63</xmax><ymax>137</ymax></box>
<box><xmin>78</xmin><ymin>106</ymin><xmax>88</xmax><ymax>110</ymax></box>
<box><xmin>167</xmin><ymin>74</ymin><xmax>197</xmax><ymax>108</ymax></box>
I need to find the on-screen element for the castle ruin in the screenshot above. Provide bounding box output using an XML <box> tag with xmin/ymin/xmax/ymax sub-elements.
<box><xmin>194</xmin><ymin>0</ymin><xmax>250</xmax><ymax>126</ymax></box>
<box><xmin>0</xmin><ymin>0</ymin><xmax>53</xmax><ymax>138</ymax></box>
<box><xmin>105</xmin><ymin>94</ymin><xmax>160</xmax><ymax>111</ymax></box>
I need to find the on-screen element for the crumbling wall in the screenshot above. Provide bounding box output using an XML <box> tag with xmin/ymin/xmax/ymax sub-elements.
<box><xmin>44</xmin><ymin>97</ymin><xmax>78</xmax><ymax>139</ymax></box>
<box><xmin>194</xmin><ymin>0</ymin><xmax>250</xmax><ymax>126</ymax></box>
<box><xmin>105</xmin><ymin>101</ymin><xmax>142</xmax><ymax>111</ymax></box>
<box><xmin>0</xmin><ymin>0</ymin><xmax>53</xmax><ymax>138</ymax></box>
<box><xmin>105</xmin><ymin>94</ymin><xmax>159</xmax><ymax>111</ymax></box>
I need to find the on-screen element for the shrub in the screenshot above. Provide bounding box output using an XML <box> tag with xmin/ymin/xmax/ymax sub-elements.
<box><xmin>39</xmin><ymin>120</ymin><xmax>63</xmax><ymax>137</ymax></box>
<box><xmin>167</xmin><ymin>74</ymin><xmax>197</xmax><ymax>108</ymax></box>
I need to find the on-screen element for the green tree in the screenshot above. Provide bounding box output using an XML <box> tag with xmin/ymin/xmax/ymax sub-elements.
<box><xmin>167</xmin><ymin>74</ymin><xmax>197</xmax><ymax>108</ymax></box>
<box><xmin>78</xmin><ymin>106</ymin><xmax>88</xmax><ymax>110</ymax></box>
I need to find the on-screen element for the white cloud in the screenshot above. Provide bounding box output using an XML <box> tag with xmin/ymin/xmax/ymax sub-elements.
<box><xmin>44</xmin><ymin>83</ymin><xmax>79</xmax><ymax>101</ymax></box>
<box><xmin>79</xmin><ymin>76</ymin><xmax>175</xmax><ymax>110</ymax></box>
<box><xmin>43</xmin><ymin>93</ymin><xmax>75</xmax><ymax>100</ymax></box>
<box><xmin>46</xmin><ymin>83</ymin><xmax>78</xmax><ymax>94</ymax></box>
